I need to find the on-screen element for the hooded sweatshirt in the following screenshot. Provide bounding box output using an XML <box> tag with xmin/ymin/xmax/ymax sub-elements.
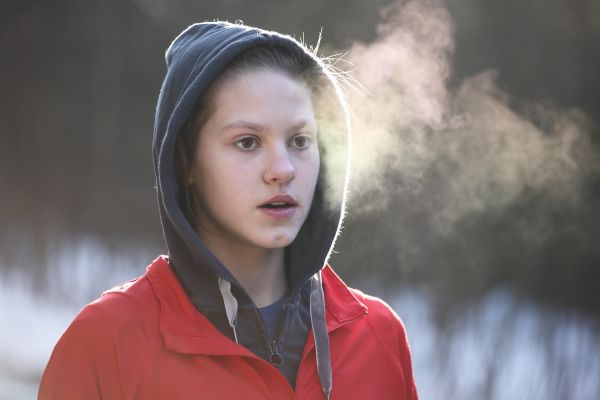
<box><xmin>152</xmin><ymin>22</ymin><xmax>349</xmax><ymax>393</ymax></box>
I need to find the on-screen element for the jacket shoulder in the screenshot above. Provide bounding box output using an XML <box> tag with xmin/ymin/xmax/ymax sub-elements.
<box><xmin>75</xmin><ymin>272</ymin><xmax>161</xmax><ymax>340</ymax></box>
<box><xmin>350</xmin><ymin>288</ymin><xmax>418</xmax><ymax>399</ymax></box>
<box><xmin>39</xmin><ymin>273</ymin><xmax>160</xmax><ymax>400</ymax></box>
<box><xmin>99</xmin><ymin>272</ymin><xmax>161</xmax><ymax>326</ymax></box>
<box><xmin>351</xmin><ymin>289</ymin><xmax>405</xmax><ymax>328</ymax></box>
<box><xmin>350</xmin><ymin>288</ymin><xmax>409</xmax><ymax>351</ymax></box>
<box><xmin>82</xmin><ymin>273</ymin><xmax>162</xmax><ymax>369</ymax></box>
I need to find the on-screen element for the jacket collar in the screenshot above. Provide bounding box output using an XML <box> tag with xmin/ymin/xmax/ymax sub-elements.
<box><xmin>147</xmin><ymin>256</ymin><xmax>251</xmax><ymax>357</ymax></box>
<box><xmin>146</xmin><ymin>256</ymin><xmax>367</xmax><ymax>356</ymax></box>
<box><xmin>321</xmin><ymin>265</ymin><xmax>368</xmax><ymax>330</ymax></box>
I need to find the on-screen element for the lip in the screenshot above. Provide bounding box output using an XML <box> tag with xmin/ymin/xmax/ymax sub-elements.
<box><xmin>259</xmin><ymin>207</ymin><xmax>297</xmax><ymax>219</ymax></box>
<box><xmin>258</xmin><ymin>194</ymin><xmax>298</xmax><ymax>219</ymax></box>
<box><xmin>259</xmin><ymin>194</ymin><xmax>298</xmax><ymax>207</ymax></box>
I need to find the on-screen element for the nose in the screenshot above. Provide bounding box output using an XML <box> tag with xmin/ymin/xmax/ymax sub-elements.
<box><xmin>263</xmin><ymin>145</ymin><xmax>295</xmax><ymax>185</ymax></box>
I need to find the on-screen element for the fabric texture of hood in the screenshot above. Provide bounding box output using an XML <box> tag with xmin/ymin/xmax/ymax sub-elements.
<box><xmin>152</xmin><ymin>21</ymin><xmax>350</xmax><ymax>397</ymax></box>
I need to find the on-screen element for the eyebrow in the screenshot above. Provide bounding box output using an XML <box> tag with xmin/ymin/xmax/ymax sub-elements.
<box><xmin>220</xmin><ymin>120</ymin><xmax>262</xmax><ymax>133</ymax></box>
<box><xmin>220</xmin><ymin>119</ymin><xmax>316</xmax><ymax>134</ymax></box>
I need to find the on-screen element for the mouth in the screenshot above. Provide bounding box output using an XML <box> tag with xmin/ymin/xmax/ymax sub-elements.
<box><xmin>259</xmin><ymin>202</ymin><xmax>295</xmax><ymax>209</ymax></box>
<box><xmin>258</xmin><ymin>195</ymin><xmax>298</xmax><ymax>210</ymax></box>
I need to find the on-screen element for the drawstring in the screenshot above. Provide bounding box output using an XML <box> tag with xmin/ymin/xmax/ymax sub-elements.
<box><xmin>310</xmin><ymin>271</ymin><xmax>332</xmax><ymax>399</ymax></box>
<box><xmin>218</xmin><ymin>277</ymin><xmax>239</xmax><ymax>343</ymax></box>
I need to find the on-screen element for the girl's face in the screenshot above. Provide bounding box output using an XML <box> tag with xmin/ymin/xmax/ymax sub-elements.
<box><xmin>189</xmin><ymin>68</ymin><xmax>320</xmax><ymax>250</ymax></box>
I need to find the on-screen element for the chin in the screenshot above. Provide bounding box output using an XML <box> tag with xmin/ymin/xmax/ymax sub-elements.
<box><xmin>259</xmin><ymin>231</ymin><xmax>297</xmax><ymax>249</ymax></box>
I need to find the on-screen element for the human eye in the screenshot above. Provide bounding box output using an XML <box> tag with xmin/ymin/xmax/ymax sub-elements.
<box><xmin>234</xmin><ymin>136</ymin><xmax>259</xmax><ymax>151</ymax></box>
<box><xmin>289</xmin><ymin>134</ymin><xmax>312</xmax><ymax>150</ymax></box>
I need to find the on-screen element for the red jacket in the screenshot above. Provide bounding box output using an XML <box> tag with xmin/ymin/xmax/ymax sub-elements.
<box><xmin>39</xmin><ymin>256</ymin><xmax>418</xmax><ymax>400</ymax></box>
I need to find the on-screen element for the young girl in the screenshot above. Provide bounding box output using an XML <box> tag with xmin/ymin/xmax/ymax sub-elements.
<box><xmin>39</xmin><ymin>22</ymin><xmax>418</xmax><ymax>400</ymax></box>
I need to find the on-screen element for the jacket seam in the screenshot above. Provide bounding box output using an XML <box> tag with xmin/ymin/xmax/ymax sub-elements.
<box><xmin>97</xmin><ymin>282</ymin><xmax>159</xmax><ymax>400</ymax></box>
<box><xmin>90</xmin><ymin>299</ymin><xmax>127</xmax><ymax>400</ymax></box>
<box><xmin>364</xmin><ymin>313</ymin><xmax>405</xmax><ymax>374</ymax></box>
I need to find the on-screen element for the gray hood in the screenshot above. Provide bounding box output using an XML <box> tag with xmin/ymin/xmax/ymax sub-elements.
<box><xmin>152</xmin><ymin>22</ymin><xmax>350</xmax><ymax>396</ymax></box>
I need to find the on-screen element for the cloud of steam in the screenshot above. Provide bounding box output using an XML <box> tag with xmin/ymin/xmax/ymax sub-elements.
<box><xmin>344</xmin><ymin>0</ymin><xmax>598</xmax><ymax>231</ymax></box>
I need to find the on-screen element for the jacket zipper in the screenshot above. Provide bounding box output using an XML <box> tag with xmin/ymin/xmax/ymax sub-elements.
<box><xmin>268</xmin><ymin>339</ymin><xmax>283</xmax><ymax>366</ymax></box>
<box><xmin>263</xmin><ymin>300</ymin><xmax>295</xmax><ymax>368</ymax></box>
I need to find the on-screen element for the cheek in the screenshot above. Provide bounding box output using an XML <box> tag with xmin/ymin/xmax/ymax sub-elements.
<box><xmin>297</xmin><ymin>150</ymin><xmax>321</xmax><ymax>190</ymax></box>
<box><xmin>193</xmin><ymin>152</ymin><xmax>256</xmax><ymax>200</ymax></box>
<box><xmin>308</xmin><ymin>149</ymin><xmax>321</xmax><ymax>181</ymax></box>
<box><xmin>313</xmin><ymin>151</ymin><xmax>321</xmax><ymax>182</ymax></box>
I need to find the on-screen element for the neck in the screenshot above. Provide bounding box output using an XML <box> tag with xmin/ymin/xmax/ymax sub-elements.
<box><xmin>200</xmin><ymin>234</ymin><xmax>288</xmax><ymax>308</ymax></box>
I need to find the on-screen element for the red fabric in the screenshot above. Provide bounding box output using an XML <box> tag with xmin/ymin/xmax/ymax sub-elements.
<box><xmin>39</xmin><ymin>256</ymin><xmax>418</xmax><ymax>400</ymax></box>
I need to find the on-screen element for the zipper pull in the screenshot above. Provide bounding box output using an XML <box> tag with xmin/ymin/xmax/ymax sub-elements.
<box><xmin>269</xmin><ymin>340</ymin><xmax>283</xmax><ymax>366</ymax></box>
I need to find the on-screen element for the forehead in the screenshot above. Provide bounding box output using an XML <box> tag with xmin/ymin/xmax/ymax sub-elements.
<box><xmin>207</xmin><ymin>68</ymin><xmax>316</xmax><ymax>126</ymax></box>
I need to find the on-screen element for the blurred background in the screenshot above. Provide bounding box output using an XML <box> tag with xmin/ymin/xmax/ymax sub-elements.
<box><xmin>1</xmin><ymin>0</ymin><xmax>599</xmax><ymax>399</ymax></box>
